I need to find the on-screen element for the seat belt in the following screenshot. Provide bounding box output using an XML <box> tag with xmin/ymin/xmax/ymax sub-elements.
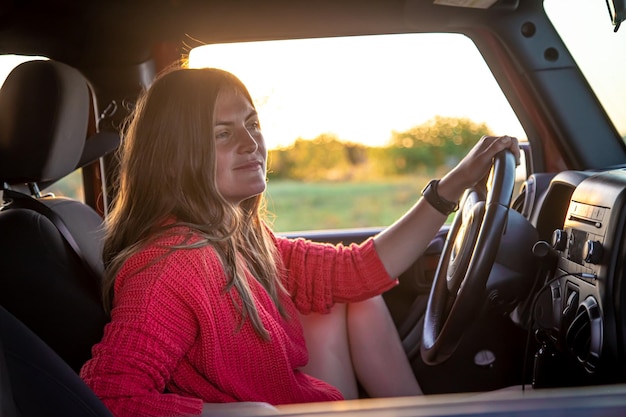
<box><xmin>1</xmin><ymin>188</ymin><xmax>102</xmax><ymax>294</ymax></box>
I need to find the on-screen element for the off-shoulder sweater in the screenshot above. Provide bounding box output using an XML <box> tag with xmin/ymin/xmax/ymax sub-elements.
<box><xmin>80</xmin><ymin>229</ymin><xmax>396</xmax><ymax>417</ymax></box>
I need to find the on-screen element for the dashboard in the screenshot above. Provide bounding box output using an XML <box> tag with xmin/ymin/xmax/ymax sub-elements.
<box><xmin>527</xmin><ymin>169</ymin><xmax>626</xmax><ymax>387</ymax></box>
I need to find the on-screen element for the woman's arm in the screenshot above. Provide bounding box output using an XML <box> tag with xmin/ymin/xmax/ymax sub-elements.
<box><xmin>80</xmin><ymin>247</ymin><xmax>207</xmax><ymax>417</ymax></box>
<box><xmin>373</xmin><ymin>135</ymin><xmax>520</xmax><ymax>278</ymax></box>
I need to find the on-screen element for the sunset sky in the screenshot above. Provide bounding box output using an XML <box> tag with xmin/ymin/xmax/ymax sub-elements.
<box><xmin>189</xmin><ymin>34</ymin><xmax>525</xmax><ymax>150</ymax></box>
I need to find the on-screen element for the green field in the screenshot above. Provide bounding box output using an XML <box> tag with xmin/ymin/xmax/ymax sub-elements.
<box><xmin>46</xmin><ymin>173</ymin><xmax>464</xmax><ymax>233</ymax></box>
<box><xmin>265</xmin><ymin>178</ymin><xmax>430</xmax><ymax>232</ymax></box>
<box><xmin>45</xmin><ymin>172</ymin><xmax>429</xmax><ymax>232</ymax></box>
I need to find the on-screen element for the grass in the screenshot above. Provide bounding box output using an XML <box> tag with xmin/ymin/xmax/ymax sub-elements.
<box><xmin>46</xmin><ymin>172</ymin><xmax>457</xmax><ymax>233</ymax></box>
<box><xmin>265</xmin><ymin>177</ymin><xmax>430</xmax><ymax>232</ymax></box>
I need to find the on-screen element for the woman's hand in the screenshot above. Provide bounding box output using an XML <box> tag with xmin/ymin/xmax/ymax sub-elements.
<box><xmin>437</xmin><ymin>135</ymin><xmax>520</xmax><ymax>203</ymax></box>
<box><xmin>373</xmin><ymin>134</ymin><xmax>520</xmax><ymax>279</ymax></box>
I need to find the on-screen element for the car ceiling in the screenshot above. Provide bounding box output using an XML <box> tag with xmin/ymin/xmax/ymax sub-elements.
<box><xmin>0</xmin><ymin>0</ymin><xmax>524</xmax><ymax>68</ymax></box>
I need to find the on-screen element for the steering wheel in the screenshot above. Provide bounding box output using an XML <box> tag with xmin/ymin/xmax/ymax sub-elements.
<box><xmin>420</xmin><ymin>149</ymin><xmax>517</xmax><ymax>365</ymax></box>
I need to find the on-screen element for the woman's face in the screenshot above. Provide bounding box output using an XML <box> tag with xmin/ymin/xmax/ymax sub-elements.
<box><xmin>214</xmin><ymin>88</ymin><xmax>267</xmax><ymax>205</ymax></box>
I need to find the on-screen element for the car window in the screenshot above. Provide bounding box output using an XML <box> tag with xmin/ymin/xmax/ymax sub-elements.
<box><xmin>190</xmin><ymin>34</ymin><xmax>527</xmax><ymax>232</ymax></box>
<box><xmin>545</xmin><ymin>0</ymin><xmax>626</xmax><ymax>139</ymax></box>
<box><xmin>0</xmin><ymin>55</ymin><xmax>85</xmax><ymax>202</ymax></box>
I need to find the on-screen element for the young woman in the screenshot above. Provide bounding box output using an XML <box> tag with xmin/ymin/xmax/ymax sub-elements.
<box><xmin>79</xmin><ymin>67</ymin><xmax>519</xmax><ymax>417</ymax></box>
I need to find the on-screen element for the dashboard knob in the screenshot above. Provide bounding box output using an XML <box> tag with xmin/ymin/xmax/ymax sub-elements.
<box><xmin>551</xmin><ymin>229</ymin><xmax>568</xmax><ymax>251</ymax></box>
<box><xmin>583</xmin><ymin>240</ymin><xmax>603</xmax><ymax>264</ymax></box>
<box><xmin>532</xmin><ymin>241</ymin><xmax>557</xmax><ymax>259</ymax></box>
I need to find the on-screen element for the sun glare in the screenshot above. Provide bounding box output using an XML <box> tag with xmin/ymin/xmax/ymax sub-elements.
<box><xmin>0</xmin><ymin>55</ymin><xmax>47</xmax><ymax>85</ymax></box>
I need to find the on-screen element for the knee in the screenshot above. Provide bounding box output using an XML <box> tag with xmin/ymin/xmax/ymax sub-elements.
<box><xmin>346</xmin><ymin>295</ymin><xmax>389</xmax><ymax>324</ymax></box>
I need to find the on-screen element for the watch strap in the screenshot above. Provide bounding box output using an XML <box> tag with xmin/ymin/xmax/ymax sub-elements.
<box><xmin>421</xmin><ymin>179</ymin><xmax>459</xmax><ymax>216</ymax></box>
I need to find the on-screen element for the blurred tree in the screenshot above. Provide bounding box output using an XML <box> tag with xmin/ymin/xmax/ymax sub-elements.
<box><xmin>268</xmin><ymin>134</ymin><xmax>367</xmax><ymax>181</ymax></box>
<box><xmin>388</xmin><ymin>116</ymin><xmax>491</xmax><ymax>174</ymax></box>
<box><xmin>268</xmin><ymin>116</ymin><xmax>492</xmax><ymax>179</ymax></box>
<box><xmin>386</xmin><ymin>116</ymin><xmax>491</xmax><ymax>174</ymax></box>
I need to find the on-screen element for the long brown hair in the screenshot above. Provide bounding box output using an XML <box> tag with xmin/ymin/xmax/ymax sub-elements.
<box><xmin>103</xmin><ymin>68</ymin><xmax>286</xmax><ymax>339</ymax></box>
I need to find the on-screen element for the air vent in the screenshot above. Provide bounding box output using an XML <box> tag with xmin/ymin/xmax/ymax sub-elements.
<box><xmin>565</xmin><ymin>296</ymin><xmax>603</xmax><ymax>373</ymax></box>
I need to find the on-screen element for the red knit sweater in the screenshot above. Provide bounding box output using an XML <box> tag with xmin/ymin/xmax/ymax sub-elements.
<box><xmin>80</xmin><ymin>229</ymin><xmax>396</xmax><ymax>417</ymax></box>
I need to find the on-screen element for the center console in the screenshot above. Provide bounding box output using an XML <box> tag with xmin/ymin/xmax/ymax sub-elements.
<box><xmin>534</xmin><ymin>169</ymin><xmax>626</xmax><ymax>386</ymax></box>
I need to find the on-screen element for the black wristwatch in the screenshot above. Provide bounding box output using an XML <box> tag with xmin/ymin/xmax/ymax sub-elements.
<box><xmin>421</xmin><ymin>179</ymin><xmax>459</xmax><ymax>216</ymax></box>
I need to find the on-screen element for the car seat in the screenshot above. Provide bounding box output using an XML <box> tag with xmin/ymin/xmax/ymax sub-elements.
<box><xmin>0</xmin><ymin>305</ymin><xmax>114</xmax><ymax>417</ymax></box>
<box><xmin>0</xmin><ymin>59</ymin><xmax>117</xmax><ymax>373</ymax></box>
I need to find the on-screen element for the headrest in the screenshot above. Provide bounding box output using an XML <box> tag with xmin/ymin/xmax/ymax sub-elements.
<box><xmin>0</xmin><ymin>60</ymin><xmax>90</xmax><ymax>185</ymax></box>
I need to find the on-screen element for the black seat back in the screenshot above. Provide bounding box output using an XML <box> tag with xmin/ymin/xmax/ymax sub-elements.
<box><xmin>0</xmin><ymin>305</ymin><xmax>114</xmax><ymax>417</ymax></box>
<box><xmin>0</xmin><ymin>59</ymin><xmax>112</xmax><ymax>373</ymax></box>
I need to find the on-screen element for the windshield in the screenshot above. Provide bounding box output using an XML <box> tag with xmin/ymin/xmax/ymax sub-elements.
<box><xmin>189</xmin><ymin>34</ymin><xmax>527</xmax><ymax>231</ymax></box>
<box><xmin>545</xmin><ymin>0</ymin><xmax>626</xmax><ymax>138</ymax></box>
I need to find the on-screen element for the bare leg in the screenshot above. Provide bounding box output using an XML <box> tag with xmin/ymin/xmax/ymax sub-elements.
<box><xmin>347</xmin><ymin>296</ymin><xmax>422</xmax><ymax>397</ymax></box>
<box><xmin>298</xmin><ymin>303</ymin><xmax>359</xmax><ymax>399</ymax></box>
<box><xmin>299</xmin><ymin>296</ymin><xmax>422</xmax><ymax>400</ymax></box>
